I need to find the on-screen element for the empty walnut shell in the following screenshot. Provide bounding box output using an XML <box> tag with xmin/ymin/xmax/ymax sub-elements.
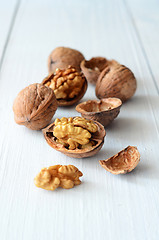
<box><xmin>43</xmin><ymin>119</ymin><xmax>106</xmax><ymax>158</ymax></box>
<box><xmin>13</xmin><ymin>83</ymin><xmax>58</xmax><ymax>130</ymax></box>
<box><xmin>80</xmin><ymin>57</ymin><xmax>108</xmax><ymax>84</ymax></box>
<box><xmin>76</xmin><ymin>98</ymin><xmax>122</xmax><ymax>127</ymax></box>
<box><xmin>96</xmin><ymin>62</ymin><xmax>137</xmax><ymax>102</ymax></box>
<box><xmin>48</xmin><ymin>47</ymin><xmax>85</xmax><ymax>73</ymax></box>
<box><xmin>99</xmin><ymin>146</ymin><xmax>140</xmax><ymax>175</ymax></box>
<box><xmin>42</xmin><ymin>66</ymin><xmax>87</xmax><ymax>107</ymax></box>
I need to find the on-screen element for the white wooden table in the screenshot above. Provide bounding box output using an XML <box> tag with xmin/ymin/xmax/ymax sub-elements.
<box><xmin>0</xmin><ymin>0</ymin><xmax>159</xmax><ymax>239</ymax></box>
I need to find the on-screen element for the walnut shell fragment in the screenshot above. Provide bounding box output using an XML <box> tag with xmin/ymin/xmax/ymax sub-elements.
<box><xmin>34</xmin><ymin>165</ymin><xmax>83</xmax><ymax>191</ymax></box>
<box><xmin>96</xmin><ymin>61</ymin><xmax>137</xmax><ymax>102</ymax></box>
<box><xmin>13</xmin><ymin>83</ymin><xmax>58</xmax><ymax>130</ymax></box>
<box><xmin>76</xmin><ymin>98</ymin><xmax>122</xmax><ymax>127</ymax></box>
<box><xmin>42</xmin><ymin>66</ymin><xmax>87</xmax><ymax>106</ymax></box>
<box><xmin>99</xmin><ymin>146</ymin><xmax>140</xmax><ymax>175</ymax></box>
<box><xmin>80</xmin><ymin>57</ymin><xmax>108</xmax><ymax>84</ymax></box>
<box><xmin>48</xmin><ymin>46</ymin><xmax>85</xmax><ymax>73</ymax></box>
<box><xmin>43</xmin><ymin>117</ymin><xmax>106</xmax><ymax>158</ymax></box>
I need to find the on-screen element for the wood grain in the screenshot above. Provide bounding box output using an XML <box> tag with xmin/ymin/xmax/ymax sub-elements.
<box><xmin>0</xmin><ymin>0</ymin><xmax>159</xmax><ymax>240</ymax></box>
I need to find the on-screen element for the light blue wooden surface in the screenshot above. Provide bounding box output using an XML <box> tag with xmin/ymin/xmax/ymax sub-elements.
<box><xmin>0</xmin><ymin>1</ymin><xmax>159</xmax><ymax>240</ymax></box>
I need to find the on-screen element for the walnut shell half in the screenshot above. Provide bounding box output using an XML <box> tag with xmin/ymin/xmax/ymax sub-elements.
<box><xmin>99</xmin><ymin>146</ymin><xmax>140</xmax><ymax>175</ymax></box>
<box><xmin>42</xmin><ymin>66</ymin><xmax>87</xmax><ymax>106</ymax></box>
<box><xmin>76</xmin><ymin>98</ymin><xmax>122</xmax><ymax>127</ymax></box>
<box><xmin>48</xmin><ymin>47</ymin><xmax>85</xmax><ymax>73</ymax></box>
<box><xmin>43</xmin><ymin>117</ymin><xmax>106</xmax><ymax>158</ymax></box>
<box><xmin>13</xmin><ymin>83</ymin><xmax>58</xmax><ymax>130</ymax></box>
<box><xmin>80</xmin><ymin>57</ymin><xmax>108</xmax><ymax>84</ymax></box>
<box><xmin>96</xmin><ymin>61</ymin><xmax>137</xmax><ymax>102</ymax></box>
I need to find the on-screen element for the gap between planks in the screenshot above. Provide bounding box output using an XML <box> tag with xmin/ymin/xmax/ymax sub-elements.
<box><xmin>122</xmin><ymin>0</ymin><xmax>159</xmax><ymax>137</ymax></box>
<box><xmin>123</xmin><ymin>0</ymin><xmax>159</xmax><ymax>95</ymax></box>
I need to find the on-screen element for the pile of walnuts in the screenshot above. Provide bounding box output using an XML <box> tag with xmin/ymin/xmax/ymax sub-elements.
<box><xmin>13</xmin><ymin>46</ymin><xmax>140</xmax><ymax>191</ymax></box>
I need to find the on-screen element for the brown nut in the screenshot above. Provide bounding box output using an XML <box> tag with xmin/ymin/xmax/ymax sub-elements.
<box><xmin>76</xmin><ymin>98</ymin><xmax>122</xmax><ymax>127</ymax></box>
<box><xmin>48</xmin><ymin>46</ymin><xmax>85</xmax><ymax>73</ymax></box>
<box><xmin>99</xmin><ymin>146</ymin><xmax>140</xmax><ymax>175</ymax></box>
<box><xmin>96</xmin><ymin>61</ymin><xmax>137</xmax><ymax>102</ymax></box>
<box><xmin>34</xmin><ymin>165</ymin><xmax>83</xmax><ymax>191</ymax></box>
<box><xmin>80</xmin><ymin>57</ymin><xmax>108</xmax><ymax>84</ymax></box>
<box><xmin>42</xmin><ymin>66</ymin><xmax>87</xmax><ymax>106</ymax></box>
<box><xmin>13</xmin><ymin>83</ymin><xmax>58</xmax><ymax>130</ymax></box>
<box><xmin>43</xmin><ymin>117</ymin><xmax>106</xmax><ymax>158</ymax></box>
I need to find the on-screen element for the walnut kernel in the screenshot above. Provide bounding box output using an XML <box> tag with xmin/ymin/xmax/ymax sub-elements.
<box><xmin>43</xmin><ymin>117</ymin><xmax>106</xmax><ymax>158</ymax></box>
<box><xmin>42</xmin><ymin>66</ymin><xmax>87</xmax><ymax>106</ymax></box>
<box><xmin>53</xmin><ymin>117</ymin><xmax>97</xmax><ymax>150</ymax></box>
<box><xmin>34</xmin><ymin>165</ymin><xmax>83</xmax><ymax>190</ymax></box>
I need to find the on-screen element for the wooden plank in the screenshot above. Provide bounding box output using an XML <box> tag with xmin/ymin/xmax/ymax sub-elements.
<box><xmin>0</xmin><ymin>0</ymin><xmax>20</xmax><ymax>69</ymax></box>
<box><xmin>125</xmin><ymin>0</ymin><xmax>159</xmax><ymax>92</ymax></box>
<box><xmin>0</xmin><ymin>0</ymin><xmax>159</xmax><ymax>240</ymax></box>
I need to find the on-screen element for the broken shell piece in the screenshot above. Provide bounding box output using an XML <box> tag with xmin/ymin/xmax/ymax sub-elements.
<box><xmin>99</xmin><ymin>146</ymin><xmax>140</xmax><ymax>174</ymax></box>
<box><xmin>76</xmin><ymin>98</ymin><xmax>122</xmax><ymax>127</ymax></box>
<box><xmin>80</xmin><ymin>57</ymin><xmax>108</xmax><ymax>84</ymax></box>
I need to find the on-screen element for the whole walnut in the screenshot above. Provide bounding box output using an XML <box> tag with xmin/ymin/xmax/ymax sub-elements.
<box><xmin>13</xmin><ymin>83</ymin><xmax>58</xmax><ymax>130</ymax></box>
<box><xmin>48</xmin><ymin>47</ymin><xmax>84</xmax><ymax>73</ymax></box>
<box><xmin>96</xmin><ymin>61</ymin><xmax>137</xmax><ymax>102</ymax></box>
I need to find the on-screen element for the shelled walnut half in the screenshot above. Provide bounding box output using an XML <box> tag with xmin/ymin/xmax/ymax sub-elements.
<box><xmin>43</xmin><ymin>117</ymin><xmax>106</xmax><ymax>158</ymax></box>
<box><xmin>34</xmin><ymin>165</ymin><xmax>83</xmax><ymax>190</ymax></box>
<box><xmin>42</xmin><ymin>66</ymin><xmax>87</xmax><ymax>106</ymax></box>
<box><xmin>99</xmin><ymin>146</ymin><xmax>140</xmax><ymax>175</ymax></box>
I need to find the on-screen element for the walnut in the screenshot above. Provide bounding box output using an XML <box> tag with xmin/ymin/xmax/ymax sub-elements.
<box><xmin>53</xmin><ymin>117</ymin><xmax>97</xmax><ymax>150</ymax></box>
<box><xmin>42</xmin><ymin>66</ymin><xmax>87</xmax><ymax>106</ymax></box>
<box><xmin>99</xmin><ymin>146</ymin><xmax>140</xmax><ymax>175</ymax></box>
<box><xmin>43</xmin><ymin>117</ymin><xmax>106</xmax><ymax>158</ymax></box>
<box><xmin>95</xmin><ymin>61</ymin><xmax>137</xmax><ymax>102</ymax></box>
<box><xmin>34</xmin><ymin>165</ymin><xmax>83</xmax><ymax>190</ymax></box>
<box><xmin>80</xmin><ymin>57</ymin><xmax>108</xmax><ymax>84</ymax></box>
<box><xmin>13</xmin><ymin>83</ymin><xmax>57</xmax><ymax>130</ymax></box>
<box><xmin>48</xmin><ymin>46</ymin><xmax>85</xmax><ymax>73</ymax></box>
<box><xmin>76</xmin><ymin>98</ymin><xmax>122</xmax><ymax>127</ymax></box>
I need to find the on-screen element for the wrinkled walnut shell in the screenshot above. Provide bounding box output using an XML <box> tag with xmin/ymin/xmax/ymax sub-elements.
<box><xmin>76</xmin><ymin>98</ymin><xmax>122</xmax><ymax>127</ymax></box>
<box><xmin>99</xmin><ymin>146</ymin><xmax>140</xmax><ymax>175</ymax></box>
<box><xmin>13</xmin><ymin>83</ymin><xmax>58</xmax><ymax>130</ymax></box>
<box><xmin>96</xmin><ymin>61</ymin><xmax>137</xmax><ymax>102</ymax></box>
<box><xmin>42</xmin><ymin>66</ymin><xmax>87</xmax><ymax>107</ymax></box>
<box><xmin>43</xmin><ymin>119</ymin><xmax>106</xmax><ymax>158</ymax></box>
<box><xmin>48</xmin><ymin>47</ymin><xmax>85</xmax><ymax>73</ymax></box>
<box><xmin>80</xmin><ymin>57</ymin><xmax>108</xmax><ymax>84</ymax></box>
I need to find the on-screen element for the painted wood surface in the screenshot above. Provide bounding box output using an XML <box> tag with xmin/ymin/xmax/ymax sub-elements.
<box><xmin>0</xmin><ymin>0</ymin><xmax>159</xmax><ymax>240</ymax></box>
<box><xmin>0</xmin><ymin>0</ymin><xmax>20</xmax><ymax>68</ymax></box>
